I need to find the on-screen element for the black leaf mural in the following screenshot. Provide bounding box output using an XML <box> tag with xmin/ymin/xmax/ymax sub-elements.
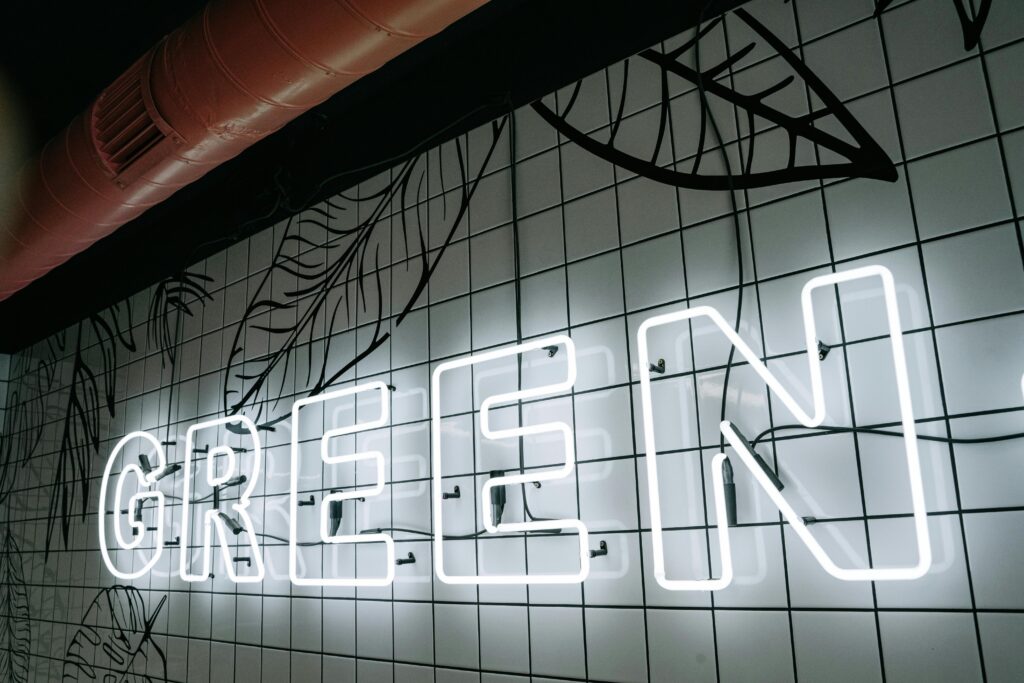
<box><xmin>63</xmin><ymin>586</ymin><xmax>167</xmax><ymax>682</ymax></box>
<box><xmin>0</xmin><ymin>350</ymin><xmax>55</xmax><ymax>505</ymax></box>
<box><xmin>147</xmin><ymin>270</ymin><xmax>214</xmax><ymax>368</ymax></box>
<box><xmin>223</xmin><ymin>117</ymin><xmax>510</xmax><ymax>429</ymax></box>
<box><xmin>875</xmin><ymin>0</ymin><xmax>992</xmax><ymax>50</ymax></box>
<box><xmin>0</xmin><ymin>529</ymin><xmax>30</xmax><ymax>683</ymax></box>
<box><xmin>533</xmin><ymin>9</ymin><xmax>897</xmax><ymax>190</ymax></box>
<box><xmin>47</xmin><ymin>303</ymin><xmax>136</xmax><ymax>558</ymax></box>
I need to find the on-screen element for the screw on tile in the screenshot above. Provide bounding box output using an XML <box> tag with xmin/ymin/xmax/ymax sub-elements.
<box><xmin>589</xmin><ymin>540</ymin><xmax>609</xmax><ymax>559</ymax></box>
<box><xmin>649</xmin><ymin>358</ymin><xmax>666</xmax><ymax>374</ymax></box>
<box><xmin>817</xmin><ymin>340</ymin><xmax>831</xmax><ymax>361</ymax></box>
<box><xmin>442</xmin><ymin>485</ymin><xmax>461</xmax><ymax>500</ymax></box>
<box><xmin>297</xmin><ymin>494</ymin><xmax>316</xmax><ymax>507</ymax></box>
<box><xmin>396</xmin><ymin>552</ymin><xmax>416</xmax><ymax>566</ymax></box>
<box><xmin>543</xmin><ymin>345</ymin><xmax>559</xmax><ymax>357</ymax></box>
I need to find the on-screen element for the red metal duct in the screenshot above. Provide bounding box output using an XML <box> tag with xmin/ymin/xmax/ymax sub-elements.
<box><xmin>0</xmin><ymin>0</ymin><xmax>485</xmax><ymax>301</ymax></box>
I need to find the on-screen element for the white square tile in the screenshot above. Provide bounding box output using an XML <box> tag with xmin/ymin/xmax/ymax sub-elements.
<box><xmin>978</xmin><ymin>613</ymin><xmax>1024</xmax><ymax>683</ymax></box>
<box><xmin>715</xmin><ymin>610</ymin><xmax>795</xmax><ymax>683</ymax></box>
<box><xmin>785</xmin><ymin>522</ymin><xmax>875</xmax><ymax>609</ymax></box>
<box><xmin>963</xmin><ymin>510</ymin><xmax>1024</xmax><ymax>609</ymax></box>
<box><xmin>895</xmin><ymin>58</ymin><xmax>994</xmax><ymax>158</ymax></box>
<box><xmin>952</xmin><ymin>412</ymin><xmax>1024</xmax><ymax>509</ymax></box>
<box><xmin>564</xmin><ymin>188</ymin><xmax>619</xmax><ymax>260</ymax></box>
<box><xmin>621</xmin><ymin>233</ymin><xmax>686</xmax><ymax>311</ymax></box>
<box><xmin>567</xmin><ymin>253</ymin><xmax>624</xmax><ymax>325</ymax></box>
<box><xmin>434</xmin><ymin>604</ymin><xmax>479</xmax><ymax>669</ymax></box>
<box><xmin>681</xmin><ymin>214</ymin><xmax>755</xmax><ymax>297</ymax></box>
<box><xmin>793</xmin><ymin>611</ymin><xmax>882</xmax><ymax>682</ymax></box>
<box><xmin>429</xmin><ymin>296</ymin><xmax>471</xmax><ymax>358</ymax></box>
<box><xmin>923</xmin><ymin>224</ymin><xmax>1024</xmax><ymax>325</ymax></box>
<box><xmin>879</xmin><ymin>612</ymin><xmax>983</xmax><ymax>682</ymax></box>
<box><xmin>394</xmin><ymin>601</ymin><xmax>434</xmax><ymax>664</ymax></box>
<box><xmin>910</xmin><ymin>139</ymin><xmax>1012</xmax><ymax>238</ymax></box>
<box><xmin>516</xmin><ymin>207</ymin><xmax>564</xmax><ymax>276</ymax></box>
<box><xmin>529</xmin><ymin>607</ymin><xmax>586</xmax><ymax>679</ymax></box>
<box><xmin>750</xmin><ymin>191</ymin><xmax>830</xmax><ymax>279</ymax></box>
<box><xmin>935</xmin><ymin>314</ymin><xmax>1024</xmax><ymax>415</ymax></box>
<box><xmin>520</xmin><ymin>268</ymin><xmax>568</xmax><ymax>336</ymax></box>
<box><xmin>618</xmin><ymin>174</ymin><xmax>680</xmax><ymax>244</ymax></box>
<box><xmin>871</xmin><ymin>515</ymin><xmax>972</xmax><ymax>608</ymax></box>
<box><xmin>479</xmin><ymin>605</ymin><xmax>530</xmax><ymax>674</ymax></box>
<box><xmin>647</xmin><ymin>609</ymin><xmax>717</xmax><ymax>682</ymax></box>
<box><xmin>585</xmin><ymin>607</ymin><xmax>648</xmax><ymax>683</ymax></box>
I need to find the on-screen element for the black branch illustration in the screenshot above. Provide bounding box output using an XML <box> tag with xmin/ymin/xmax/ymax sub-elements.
<box><xmin>875</xmin><ymin>0</ymin><xmax>992</xmax><ymax>50</ymax></box>
<box><xmin>0</xmin><ymin>350</ymin><xmax>55</xmax><ymax>505</ymax></box>
<box><xmin>47</xmin><ymin>303</ymin><xmax>136</xmax><ymax>558</ymax></box>
<box><xmin>533</xmin><ymin>8</ymin><xmax>897</xmax><ymax>190</ymax></box>
<box><xmin>223</xmin><ymin>117</ymin><xmax>509</xmax><ymax>429</ymax></box>
<box><xmin>62</xmin><ymin>585</ymin><xmax>167</xmax><ymax>682</ymax></box>
<box><xmin>0</xmin><ymin>529</ymin><xmax>30</xmax><ymax>683</ymax></box>
<box><xmin>147</xmin><ymin>270</ymin><xmax>214</xmax><ymax>367</ymax></box>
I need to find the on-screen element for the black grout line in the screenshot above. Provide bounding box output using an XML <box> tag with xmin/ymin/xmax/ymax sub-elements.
<box><xmin>6</xmin><ymin>1</ymin><xmax>1024</xmax><ymax>680</ymax></box>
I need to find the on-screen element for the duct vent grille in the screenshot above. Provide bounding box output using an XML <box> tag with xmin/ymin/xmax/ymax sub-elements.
<box><xmin>92</xmin><ymin>59</ymin><xmax>168</xmax><ymax>183</ymax></box>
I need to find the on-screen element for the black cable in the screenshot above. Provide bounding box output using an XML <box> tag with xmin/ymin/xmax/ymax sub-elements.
<box><xmin>508</xmin><ymin>100</ymin><xmax>556</xmax><ymax>525</ymax></box>
<box><xmin>691</xmin><ymin>4</ymin><xmax>746</xmax><ymax>452</ymax></box>
<box><xmin>253</xmin><ymin>532</ymin><xmax>322</xmax><ymax>547</ymax></box>
<box><xmin>362</xmin><ymin>527</ymin><xmax>489</xmax><ymax>541</ymax></box>
<box><xmin>750</xmin><ymin>423</ymin><xmax>1024</xmax><ymax>449</ymax></box>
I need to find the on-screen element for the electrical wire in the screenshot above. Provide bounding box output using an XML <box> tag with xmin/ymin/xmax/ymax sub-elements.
<box><xmin>693</xmin><ymin>4</ymin><xmax>747</xmax><ymax>452</ymax></box>
<box><xmin>253</xmin><ymin>532</ymin><xmax>322</xmax><ymax>547</ymax></box>
<box><xmin>508</xmin><ymin>100</ymin><xmax>557</xmax><ymax>525</ymax></box>
<box><xmin>362</xmin><ymin>526</ymin><xmax>489</xmax><ymax>541</ymax></box>
<box><xmin>749</xmin><ymin>423</ymin><xmax>1024</xmax><ymax>450</ymax></box>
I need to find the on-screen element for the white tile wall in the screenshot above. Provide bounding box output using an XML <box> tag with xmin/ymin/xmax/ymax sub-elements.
<box><xmin>2</xmin><ymin>0</ymin><xmax>1024</xmax><ymax>681</ymax></box>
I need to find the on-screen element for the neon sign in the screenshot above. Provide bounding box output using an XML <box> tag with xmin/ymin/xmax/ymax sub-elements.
<box><xmin>99</xmin><ymin>265</ymin><xmax>930</xmax><ymax>588</ymax></box>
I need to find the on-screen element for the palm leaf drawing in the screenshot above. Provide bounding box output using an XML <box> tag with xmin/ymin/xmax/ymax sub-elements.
<box><xmin>0</xmin><ymin>529</ymin><xmax>30</xmax><ymax>683</ymax></box>
<box><xmin>875</xmin><ymin>0</ymin><xmax>992</xmax><ymax>50</ymax></box>
<box><xmin>0</xmin><ymin>350</ymin><xmax>56</xmax><ymax>505</ymax></box>
<box><xmin>47</xmin><ymin>303</ymin><xmax>136</xmax><ymax>558</ymax></box>
<box><xmin>223</xmin><ymin>117</ymin><xmax>510</xmax><ymax>429</ymax></box>
<box><xmin>147</xmin><ymin>270</ymin><xmax>214</xmax><ymax>367</ymax></box>
<box><xmin>533</xmin><ymin>8</ymin><xmax>897</xmax><ymax>190</ymax></box>
<box><xmin>63</xmin><ymin>586</ymin><xmax>167</xmax><ymax>682</ymax></box>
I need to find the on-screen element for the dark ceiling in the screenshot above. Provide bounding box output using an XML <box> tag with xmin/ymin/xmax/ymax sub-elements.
<box><xmin>0</xmin><ymin>0</ymin><xmax>745</xmax><ymax>352</ymax></box>
<box><xmin>0</xmin><ymin>1</ymin><xmax>209</xmax><ymax>161</ymax></box>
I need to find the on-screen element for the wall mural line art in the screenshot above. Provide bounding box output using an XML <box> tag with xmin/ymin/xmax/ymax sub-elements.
<box><xmin>147</xmin><ymin>270</ymin><xmax>214</xmax><ymax>368</ymax></box>
<box><xmin>46</xmin><ymin>304</ymin><xmax>136</xmax><ymax>558</ymax></box>
<box><xmin>874</xmin><ymin>0</ymin><xmax>993</xmax><ymax>50</ymax></box>
<box><xmin>533</xmin><ymin>9</ymin><xmax>898</xmax><ymax>191</ymax></box>
<box><xmin>0</xmin><ymin>352</ymin><xmax>54</xmax><ymax>506</ymax></box>
<box><xmin>0</xmin><ymin>528</ymin><xmax>30</xmax><ymax>683</ymax></box>
<box><xmin>223</xmin><ymin>116</ymin><xmax>510</xmax><ymax>430</ymax></box>
<box><xmin>1</xmin><ymin>0</ymin><xmax>1022</xmax><ymax>679</ymax></box>
<box><xmin>62</xmin><ymin>586</ymin><xmax>168</xmax><ymax>683</ymax></box>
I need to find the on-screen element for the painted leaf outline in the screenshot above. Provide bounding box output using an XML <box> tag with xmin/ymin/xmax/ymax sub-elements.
<box><xmin>147</xmin><ymin>270</ymin><xmax>214</xmax><ymax>367</ymax></box>
<box><xmin>875</xmin><ymin>0</ymin><xmax>992</xmax><ymax>50</ymax></box>
<box><xmin>223</xmin><ymin>117</ymin><xmax>509</xmax><ymax>429</ymax></box>
<box><xmin>0</xmin><ymin>350</ymin><xmax>55</xmax><ymax>505</ymax></box>
<box><xmin>63</xmin><ymin>585</ymin><xmax>167</xmax><ymax>682</ymax></box>
<box><xmin>0</xmin><ymin>529</ymin><xmax>30</xmax><ymax>683</ymax></box>
<box><xmin>47</xmin><ymin>303</ymin><xmax>137</xmax><ymax>557</ymax></box>
<box><xmin>533</xmin><ymin>8</ymin><xmax>897</xmax><ymax>190</ymax></box>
